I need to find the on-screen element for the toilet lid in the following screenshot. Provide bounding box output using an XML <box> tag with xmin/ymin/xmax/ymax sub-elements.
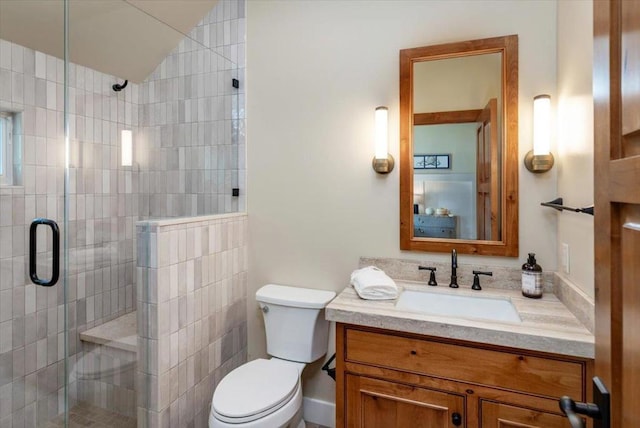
<box><xmin>212</xmin><ymin>359</ymin><xmax>300</xmax><ymax>422</ymax></box>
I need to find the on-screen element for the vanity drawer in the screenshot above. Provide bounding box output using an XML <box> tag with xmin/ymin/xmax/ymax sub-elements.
<box><xmin>414</xmin><ymin>214</ymin><xmax>457</xmax><ymax>238</ymax></box>
<box><xmin>414</xmin><ymin>226</ymin><xmax>455</xmax><ymax>238</ymax></box>
<box><xmin>414</xmin><ymin>214</ymin><xmax>456</xmax><ymax>228</ymax></box>
<box><xmin>344</xmin><ymin>328</ymin><xmax>584</xmax><ymax>399</ymax></box>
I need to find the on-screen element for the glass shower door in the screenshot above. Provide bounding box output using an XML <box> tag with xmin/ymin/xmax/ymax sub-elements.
<box><xmin>0</xmin><ymin>0</ymin><xmax>72</xmax><ymax>426</ymax></box>
<box><xmin>2</xmin><ymin>0</ymin><xmax>244</xmax><ymax>425</ymax></box>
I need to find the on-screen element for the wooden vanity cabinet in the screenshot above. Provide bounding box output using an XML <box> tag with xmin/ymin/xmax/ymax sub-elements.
<box><xmin>479</xmin><ymin>402</ymin><xmax>569</xmax><ymax>427</ymax></box>
<box><xmin>346</xmin><ymin>375</ymin><xmax>464</xmax><ymax>428</ymax></box>
<box><xmin>335</xmin><ymin>324</ymin><xmax>593</xmax><ymax>428</ymax></box>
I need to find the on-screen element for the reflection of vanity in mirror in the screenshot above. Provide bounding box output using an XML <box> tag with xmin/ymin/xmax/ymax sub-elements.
<box><xmin>400</xmin><ymin>35</ymin><xmax>519</xmax><ymax>256</ymax></box>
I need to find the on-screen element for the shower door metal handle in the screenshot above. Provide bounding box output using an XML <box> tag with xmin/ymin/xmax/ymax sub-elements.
<box><xmin>29</xmin><ymin>218</ymin><xmax>60</xmax><ymax>287</ymax></box>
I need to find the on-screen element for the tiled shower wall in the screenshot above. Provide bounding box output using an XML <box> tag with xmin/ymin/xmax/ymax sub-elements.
<box><xmin>0</xmin><ymin>0</ymin><xmax>246</xmax><ymax>425</ymax></box>
<box><xmin>0</xmin><ymin>40</ymin><xmax>139</xmax><ymax>426</ymax></box>
<box><xmin>139</xmin><ymin>1</ymin><xmax>246</xmax><ymax>218</ymax></box>
<box><xmin>136</xmin><ymin>213</ymin><xmax>248</xmax><ymax>427</ymax></box>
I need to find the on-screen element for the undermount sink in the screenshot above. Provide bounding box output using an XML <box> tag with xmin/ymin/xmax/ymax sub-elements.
<box><xmin>396</xmin><ymin>289</ymin><xmax>522</xmax><ymax>323</ymax></box>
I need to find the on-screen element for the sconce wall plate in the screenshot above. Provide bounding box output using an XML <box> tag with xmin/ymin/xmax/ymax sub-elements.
<box><xmin>524</xmin><ymin>150</ymin><xmax>554</xmax><ymax>173</ymax></box>
<box><xmin>372</xmin><ymin>154</ymin><xmax>395</xmax><ymax>174</ymax></box>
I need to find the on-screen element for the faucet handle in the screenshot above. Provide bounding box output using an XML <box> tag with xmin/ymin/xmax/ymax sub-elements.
<box><xmin>471</xmin><ymin>270</ymin><xmax>493</xmax><ymax>291</ymax></box>
<box><xmin>418</xmin><ymin>266</ymin><xmax>438</xmax><ymax>286</ymax></box>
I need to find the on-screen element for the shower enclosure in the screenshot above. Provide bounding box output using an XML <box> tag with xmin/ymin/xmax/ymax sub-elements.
<box><xmin>0</xmin><ymin>0</ymin><xmax>246</xmax><ymax>426</ymax></box>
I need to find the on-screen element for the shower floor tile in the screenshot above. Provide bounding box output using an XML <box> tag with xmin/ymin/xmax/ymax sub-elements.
<box><xmin>46</xmin><ymin>402</ymin><xmax>137</xmax><ymax>428</ymax></box>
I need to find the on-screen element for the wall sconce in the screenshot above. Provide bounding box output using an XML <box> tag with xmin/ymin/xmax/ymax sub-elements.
<box><xmin>524</xmin><ymin>94</ymin><xmax>554</xmax><ymax>173</ymax></box>
<box><xmin>121</xmin><ymin>129</ymin><xmax>133</xmax><ymax>167</ymax></box>
<box><xmin>372</xmin><ymin>106</ymin><xmax>394</xmax><ymax>174</ymax></box>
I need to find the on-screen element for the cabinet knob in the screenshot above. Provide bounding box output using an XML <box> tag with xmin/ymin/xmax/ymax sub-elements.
<box><xmin>451</xmin><ymin>412</ymin><xmax>462</xmax><ymax>426</ymax></box>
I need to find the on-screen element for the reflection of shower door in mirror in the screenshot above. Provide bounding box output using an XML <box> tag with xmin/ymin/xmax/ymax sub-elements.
<box><xmin>476</xmin><ymin>98</ymin><xmax>499</xmax><ymax>241</ymax></box>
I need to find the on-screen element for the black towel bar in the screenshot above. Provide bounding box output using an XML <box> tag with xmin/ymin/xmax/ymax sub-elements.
<box><xmin>541</xmin><ymin>198</ymin><xmax>594</xmax><ymax>216</ymax></box>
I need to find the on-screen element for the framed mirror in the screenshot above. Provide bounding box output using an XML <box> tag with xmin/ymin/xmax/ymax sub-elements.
<box><xmin>399</xmin><ymin>35</ymin><xmax>519</xmax><ymax>256</ymax></box>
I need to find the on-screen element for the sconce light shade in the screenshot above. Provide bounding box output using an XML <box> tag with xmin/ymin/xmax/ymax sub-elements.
<box><xmin>372</xmin><ymin>106</ymin><xmax>394</xmax><ymax>174</ymax></box>
<box><xmin>524</xmin><ymin>95</ymin><xmax>554</xmax><ymax>173</ymax></box>
<box><xmin>121</xmin><ymin>129</ymin><xmax>133</xmax><ymax>167</ymax></box>
<box><xmin>375</xmin><ymin>106</ymin><xmax>388</xmax><ymax>159</ymax></box>
<box><xmin>533</xmin><ymin>95</ymin><xmax>551</xmax><ymax>155</ymax></box>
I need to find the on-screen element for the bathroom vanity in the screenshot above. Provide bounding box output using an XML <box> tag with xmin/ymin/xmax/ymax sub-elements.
<box><xmin>326</xmin><ymin>282</ymin><xmax>594</xmax><ymax>428</ymax></box>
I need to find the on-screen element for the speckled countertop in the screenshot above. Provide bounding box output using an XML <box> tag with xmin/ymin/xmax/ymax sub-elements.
<box><xmin>326</xmin><ymin>281</ymin><xmax>594</xmax><ymax>359</ymax></box>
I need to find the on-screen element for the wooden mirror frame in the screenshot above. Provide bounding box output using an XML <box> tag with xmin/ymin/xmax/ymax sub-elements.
<box><xmin>399</xmin><ymin>35</ymin><xmax>519</xmax><ymax>256</ymax></box>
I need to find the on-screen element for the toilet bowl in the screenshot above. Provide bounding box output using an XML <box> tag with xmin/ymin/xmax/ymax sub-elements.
<box><xmin>209</xmin><ymin>284</ymin><xmax>336</xmax><ymax>428</ymax></box>
<box><xmin>209</xmin><ymin>359</ymin><xmax>305</xmax><ymax>428</ymax></box>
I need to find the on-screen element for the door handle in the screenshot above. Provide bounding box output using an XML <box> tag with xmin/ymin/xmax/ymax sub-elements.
<box><xmin>559</xmin><ymin>377</ymin><xmax>610</xmax><ymax>428</ymax></box>
<box><xmin>29</xmin><ymin>218</ymin><xmax>60</xmax><ymax>287</ymax></box>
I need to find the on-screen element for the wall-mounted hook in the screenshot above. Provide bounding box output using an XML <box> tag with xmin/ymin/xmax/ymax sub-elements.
<box><xmin>112</xmin><ymin>80</ymin><xmax>128</xmax><ymax>92</ymax></box>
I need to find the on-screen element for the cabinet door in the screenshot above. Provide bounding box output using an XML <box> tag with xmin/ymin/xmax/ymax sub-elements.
<box><xmin>345</xmin><ymin>374</ymin><xmax>465</xmax><ymax>428</ymax></box>
<box><xmin>480</xmin><ymin>401</ymin><xmax>572</xmax><ymax>428</ymax></box>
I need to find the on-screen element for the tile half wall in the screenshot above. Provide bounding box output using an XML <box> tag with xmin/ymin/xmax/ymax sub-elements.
<box><xmin>136</xmin><ymin>213</ymin><xmax>248</xmax><ymax>427</ymax></box>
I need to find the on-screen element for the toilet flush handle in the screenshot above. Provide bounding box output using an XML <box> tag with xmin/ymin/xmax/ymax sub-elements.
<box><xmin>261</xmin><ymin>305</ymin><xmax>269</xmax><ymax>313</ymax></box>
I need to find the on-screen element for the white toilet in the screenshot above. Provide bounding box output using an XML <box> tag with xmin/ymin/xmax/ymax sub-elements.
<box><xmin>209</xmin><ymin>284</ymin><xmax>336</xmax><ymax>428</ymax></box>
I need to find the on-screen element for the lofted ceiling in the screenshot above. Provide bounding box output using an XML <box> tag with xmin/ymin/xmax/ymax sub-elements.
<box><xmin>0</xmin><ymin>0</ymin><xmax>218</xmax><ymax>83</ymax></box>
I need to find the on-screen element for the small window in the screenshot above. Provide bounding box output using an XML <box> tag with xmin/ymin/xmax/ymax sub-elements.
<box><xmin>0</xmin><ymin>112</ymin><xmax>21</xmax><ymax>186</ymax></box>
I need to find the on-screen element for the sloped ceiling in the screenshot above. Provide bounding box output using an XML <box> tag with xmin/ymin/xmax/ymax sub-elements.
<box><xmin>0</xmin><ymin>0</ymin><xmax>218</xmax><ymax>83</ymax></box>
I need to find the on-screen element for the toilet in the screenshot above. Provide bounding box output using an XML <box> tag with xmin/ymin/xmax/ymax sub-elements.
<box><xmin>209</xmin><ymin>284</ymin><xmax>336</xmax><ymax>428</ymax></box>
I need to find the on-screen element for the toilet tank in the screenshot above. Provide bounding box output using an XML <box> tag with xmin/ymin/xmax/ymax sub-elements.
<box><xmin>256</xmin><ymin>284</ymin><xmax>336</xmax><ymax>363</ymax></box>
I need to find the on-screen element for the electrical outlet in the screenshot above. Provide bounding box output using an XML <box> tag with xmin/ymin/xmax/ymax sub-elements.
<box><xmin>562</xmin><ymin>243</ymin><xmax>570</xmax><ymax>274</ymax></box>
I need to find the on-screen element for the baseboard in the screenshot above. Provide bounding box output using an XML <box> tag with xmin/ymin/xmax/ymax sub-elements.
<box><xmin>303</xmin><ymin>397</ymin><xmax>335</xmax><ymax>428</ymax></box>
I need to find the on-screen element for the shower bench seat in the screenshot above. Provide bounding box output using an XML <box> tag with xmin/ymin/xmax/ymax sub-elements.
<box><xmin>80</xmin><ymin>311</ymin><xmax>138</xmax><ymax>352</ymax></box>
<box><xmin>76</xmin><ymin>311</ymin><xmax>138</xmax><ymax>418</ymax></box>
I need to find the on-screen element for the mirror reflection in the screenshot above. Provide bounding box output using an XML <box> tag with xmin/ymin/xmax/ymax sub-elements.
<box><xmin>400</xmin><ymin>35</ymin><xmax>518</xmax><ymax>256</ymax></box>
<box><xmin>412</xmin><ymin>53</ymin><xmax>502</xmax><ymax>241</ymax></box>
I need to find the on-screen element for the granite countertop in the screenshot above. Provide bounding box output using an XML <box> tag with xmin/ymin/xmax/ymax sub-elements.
<box><xmin>326</xmin><ymin>281</ymin><xmax>594</xmax><ymax>359</ymax></box>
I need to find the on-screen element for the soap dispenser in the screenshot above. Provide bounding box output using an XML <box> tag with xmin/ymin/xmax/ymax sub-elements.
<box><xmin>521</xmin><ymin>253</ymin><xmax>543</xmax><ymax>298</ymax></box>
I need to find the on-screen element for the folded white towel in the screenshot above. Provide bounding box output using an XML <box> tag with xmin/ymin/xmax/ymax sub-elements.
<box><xmin>350</xmin><ymin>266</ymin><xmax>398</xmax><ymax>300</ymax></box>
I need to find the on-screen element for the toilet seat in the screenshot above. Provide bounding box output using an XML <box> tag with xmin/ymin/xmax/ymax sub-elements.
<box><xmin>212</xmin><ymin>359</ymin><xmax>300</xmax><ymax>424</ymax></box>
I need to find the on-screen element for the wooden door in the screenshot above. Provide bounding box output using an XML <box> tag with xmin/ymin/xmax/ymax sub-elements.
<box><xmin>345</xmin><ymin>374</ymin><xmax>465</xmax><ymax>428</ymax></box>
<box><xmin>480</xmin><ymin>401</ymin><xmax>571</xmax><ymax>428</ymax></box>
<box><xmin>593</xmin><ymin>0</ymin><xmax>640</xmax><ymax>426</ymax></box>
<box><xmin>476</xmin><ymin>98</ymin><xmax>499</xmax><ymax>241</ymax></box>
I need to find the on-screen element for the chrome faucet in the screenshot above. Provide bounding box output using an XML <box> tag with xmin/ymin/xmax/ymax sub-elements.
<box><xmin>449</xmin><ymin>249</ymin><xmax>459</xmax><ymax>288</ymax></box>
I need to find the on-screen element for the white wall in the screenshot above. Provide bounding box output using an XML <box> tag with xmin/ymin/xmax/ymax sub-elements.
<box><xmin>414</xmin><ymin>53</ymin><xmax>502</xmax><ymax>113</ymax></box>
<box><xmin>247</xmin><ymin>0</ymin><xmax>558</xmax><ymax>405</ymax></box>
<box><xmin>556</xmin><ymin>0</ymin><xmax>594</xmax><ymax>298</ymax></box>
